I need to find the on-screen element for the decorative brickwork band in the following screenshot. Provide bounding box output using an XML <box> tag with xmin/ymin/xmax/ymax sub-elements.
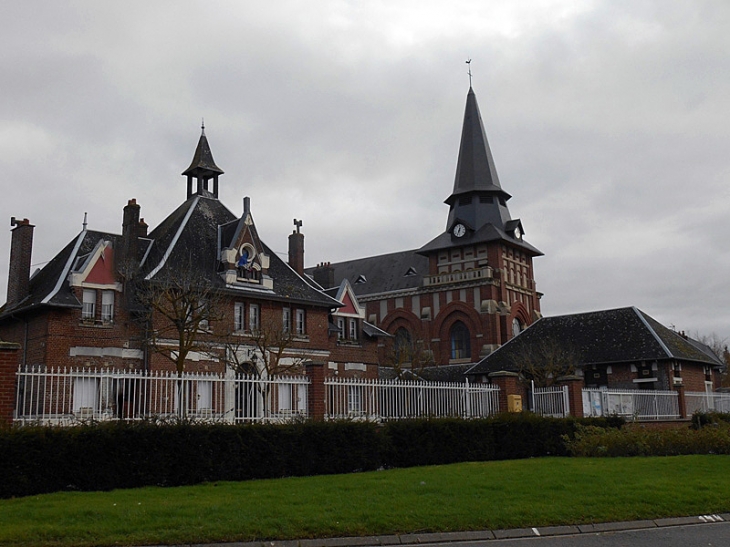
<box><xmin>0</xmin><ymin>342</ymin><xmax>20</xmax><ymax>426</ymax></box>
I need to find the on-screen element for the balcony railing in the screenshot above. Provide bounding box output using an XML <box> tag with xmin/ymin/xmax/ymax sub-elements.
<box><xmin>422</xmin><ymin>266</ymin><xmax>494</xmax><ymax>287</ymax></box>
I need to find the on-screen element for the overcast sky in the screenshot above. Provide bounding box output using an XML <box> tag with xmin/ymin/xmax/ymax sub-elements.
<box><xmin>2</xmin><ymin>1</ymin><xmax>729</xmax><ymax>343</ymax></box>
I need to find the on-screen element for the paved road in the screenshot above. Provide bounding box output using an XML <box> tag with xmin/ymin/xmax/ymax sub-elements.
<box><xmin>175</xmin><ymin>515</ymin><xmax>730</xmax><ymax>547</ymax></box>
<box><xmin>437</xmin><ymin>521</ymin><xmax>730</xmax><ymax>546</ymax></box>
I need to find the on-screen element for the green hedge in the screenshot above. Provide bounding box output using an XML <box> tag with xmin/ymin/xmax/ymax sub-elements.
<box><xmin>0</xmin><ymin>414</ymin><xmax>622</xmax><ymax>498</ymax></box>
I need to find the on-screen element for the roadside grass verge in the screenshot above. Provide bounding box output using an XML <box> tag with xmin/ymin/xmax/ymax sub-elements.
<box><xmin>1</xmin><ymin>455</ymin><xmax>729</xmax><ymax>547</ymax></box>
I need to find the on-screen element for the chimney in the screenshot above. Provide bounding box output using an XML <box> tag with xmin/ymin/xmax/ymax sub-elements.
<box><xmin>138</xmin><ymin>218</ymin><xmax>148</xmax><ymax>238</ymax></box>
<box><xmin>288</xmin><ymin>218</ymin><xmax>304</xmax><ymax>276</ymax></box>
<box><xmin>313</xmin><ymin>262</ymin><xmax>335</xmax><ymax>288</ymax></box>
<box><xmin>121</xmin><ymin>199</ymin><xmax>141</xmax><ymax>275</ymax></box>
<box><xmin>7</xmin><ymin>218</ymin><xmax>35</xmax><ymax>306</ymax></box>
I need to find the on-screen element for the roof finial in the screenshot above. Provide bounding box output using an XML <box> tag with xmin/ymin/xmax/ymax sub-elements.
<box><xmin>466</xmin><ymin>58</ymin><xmax>472</xmax><ymax>88</ymax></box>
<box><xmin>82</xmin><ymin>212</ymin><xmax>88</xmax><ymax>231</ymax></box>
<box><xmin>201</xmin><ymin>118</ymin><xmax>205</xmax><ymax>136</ymax></box>
<box><xmin>293</xmin><ymin>218</ymin><xmax>302</xmax><ymax>234</ymax></box>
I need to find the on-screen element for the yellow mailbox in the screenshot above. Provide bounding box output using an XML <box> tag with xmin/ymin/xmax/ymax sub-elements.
<box><xmin>507</xmin><ymin>394</ymin><xmax>522</xmax><ymax>412</ymax></box>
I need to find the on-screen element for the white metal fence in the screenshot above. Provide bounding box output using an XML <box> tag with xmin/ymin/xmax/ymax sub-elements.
<box><xmin>324</xmin><ymin>377</ymin><xmax>500</xmax><ymax>420</ymax></box>
<box><xmin>531</xmin><ymin>383</ymin><xmax>569</xmax><ymax>418</ymax></box>
<box><xmin>14</xmin><ymin>366</ymin><xmax>309</xmax><ymax>425</ymax></box>
<box><xmin>685</xmin><ymin>392</ymin><xmax>730</xmax><ymax>414</ymax></box>
<box><xmin>582</xmin><ymin>388</ymin><xmax>680</xmax><ymax>420</ymax></box>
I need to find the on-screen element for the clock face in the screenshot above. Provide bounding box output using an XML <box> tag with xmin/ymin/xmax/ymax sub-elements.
<box><xmin>513</xmin><ymin>227</ymin><xmax>521</xmax><ymax>239</ymax></box>
<box><xmin>453</xmin><ymin>223</ymin><xmax>466</xmax><ymax>237</ymax></box>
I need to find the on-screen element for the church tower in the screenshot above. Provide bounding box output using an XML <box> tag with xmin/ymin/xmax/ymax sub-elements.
<box><xmin>309</xmin><ymin>84</ymin><xmax>543</xmax><ymax>366</ymax></box>
<box><xmin>417</xmin><ymin>85</ymin><xmax>542</xmax><ymax>350</ymax></box>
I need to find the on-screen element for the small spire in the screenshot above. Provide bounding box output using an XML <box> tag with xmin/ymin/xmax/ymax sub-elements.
<box><xmin>82</xmin><ymin>212</ymin><xmax>88</xmax><ymax>231</ymax></box>
<box><xmin>201</xmin><ymin>118</ymin><xmax>205</xmax><ymax>136</ymax></box>
<box><xmin>466</xmin><ymin>58</ymin><xmax>472</xmax><ymax>88</ymax></box>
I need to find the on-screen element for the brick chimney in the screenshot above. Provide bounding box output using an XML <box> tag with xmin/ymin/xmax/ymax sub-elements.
<box><xmin>313</xmin><ymin>262</ymin><xmax>335</xmax><ymax>288</ymax></box>
<box><xmin>288</xmin><ymin>218</ymin><xmax>304</xmax><ymax>276</ymax></box>
<box><xmin>7</xmin><ymin>218</ymin><xmax>34</xmax><ymax>306</ymax></box>
<box><xmin>120</xmin><ymin>199</ymin><xmax>141</xmax><ymax>276</ymax></box>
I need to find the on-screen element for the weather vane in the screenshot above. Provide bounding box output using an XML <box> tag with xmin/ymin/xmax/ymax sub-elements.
<box><xmin>466</xmin><ymin>58</ymin><xmax>472</xmax><ymax>87</ymax></box>
<box><xmin>201</xmin><ymin>117</ymin><xmax>205</xmax><ymax>136</ymax></box>
<box><xmin>293</xmin><ymin>218</ymin><xmax>302</xmax><ymax>234</ymax></box>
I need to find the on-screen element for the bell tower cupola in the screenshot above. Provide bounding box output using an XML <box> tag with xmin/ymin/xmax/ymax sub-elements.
<box><xmin>182</xmin><ymin>122</ymin><xmax>224</xmax><ymax>199</ymax></box>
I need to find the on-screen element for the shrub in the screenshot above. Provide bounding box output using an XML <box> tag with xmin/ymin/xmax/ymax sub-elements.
<box><xmin>565</xmin><ymin>422</ymin><xmax>730</xmax><ymax>457</ymax></box>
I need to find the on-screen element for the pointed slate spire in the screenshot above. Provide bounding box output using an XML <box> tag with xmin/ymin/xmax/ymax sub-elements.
<box><xmin>183</xmin><ymin>122</ymin><xmax>224</xmax><ymax>199</ymax></box>
<box><xmin>444</xmin><ymin>87</ymin><xmax>512</xmax><ymax>232</ymax></box>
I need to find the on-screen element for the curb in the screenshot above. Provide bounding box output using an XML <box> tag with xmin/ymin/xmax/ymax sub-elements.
<box><xmin>169</xmin><ymin>513</ymin><xmax>730</xmax><ymax>547</ymax></box>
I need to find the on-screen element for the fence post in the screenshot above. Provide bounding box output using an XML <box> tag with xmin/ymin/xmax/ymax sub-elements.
<box><xmin>675</xmin><ymin>383</ymin><xmax>687</xmax><ymax>419</ymax></box>
<box><xmin>0</xmin><ymin>342</ymin><xmax>21</xmax><ymax>426</ymax></box>
<box><xmin>556</xmin><ymin>375</ymin><xmax>585</xmax><ymax>418</ymax></box>
<box><xmin>488</xmin><ymin>371</ymin><xmax>522</xmax><ymax>413</ymax></box>
<box><xmin>305</xmin><ymin>360</ymin><xmax>326</xmax><ymax>421</ymax></box>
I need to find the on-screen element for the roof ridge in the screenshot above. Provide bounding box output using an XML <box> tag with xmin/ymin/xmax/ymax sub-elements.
<box><xmin>145</xmin><ymin>197</ymin><xmax>200</xmax><ymax>280</ymax></box>
<box><xmin>631</xmin><ymin>307</ymin><xmax>673</xmax><ymax>358</ymax></box>
<box><xmin>41</xmin><ymin>231</ymin><xmax>86</xmax><ymax>305</ymax></box>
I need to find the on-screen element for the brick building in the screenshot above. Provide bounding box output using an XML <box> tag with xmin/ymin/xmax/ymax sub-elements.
<box><xmin>0</xmin><ymin>127</ymin><xmax>386</xmax><ymax>387</ymax></box>
<box><xmin>466</xmin><ymin>307</ymin><xmax>724</xmax><ymax>392</ymax></box>
<box><xmin>309</xmin><ymin>85</ymin><xmax>543</xmax><ymax>371</ymax></box>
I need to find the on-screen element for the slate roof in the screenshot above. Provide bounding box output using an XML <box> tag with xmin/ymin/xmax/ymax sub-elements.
<box><xmin>305</xmin><ymin>249</ymin><xmax>429</xmax><ymax>297</ymax></box>
<box><xmin>182</xmin><ymin>130</ymin><xmax>223</xmax><ymax>177</ymax></box>
<box><xmin>467</xmin><ymin>307</ymin><xmax>724</xmax><ymax>376</ymax></box>
<box><xmin>1</xmin><ymin>195</ymin><xmax>339</xmax><ymax>320</ymax></box>
<box><xmin>0</xmin><ymin>229</ymin><xmax>153</xmax><ymax>319</ymax></box>
<box><xmin>417</xmin><ymin>221</ymin><xmax>543</xmax><ymax>256</ymax></box>
<box><xmin>139</xmin><ymin>195</ymin><xmax>339</xmax><ymax>308</ymax></box>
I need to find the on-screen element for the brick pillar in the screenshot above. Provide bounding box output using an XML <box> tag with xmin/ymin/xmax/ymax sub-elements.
<box><xmin>556</xmin><ymin>375</ymin><xmax>585</xmax><ymax>418</ymax></box>
<box><xmin>0</xmin><ymin>342</ymin><xmax>20</xmax><ymax>426</ymax></box>
<box><xmin>675</xmin><ymin>383</ymin><xmax>686</xmax><ymax>419</ymax></box>
<box><xmin>488</xmin><ymin>371</ymin><xmax>522</xmax><ymax>413</ymax></box>
<box><xmin>305</xmin><ymin>360</ymin><xmax>326</xmax><ymax>421</ymax></box>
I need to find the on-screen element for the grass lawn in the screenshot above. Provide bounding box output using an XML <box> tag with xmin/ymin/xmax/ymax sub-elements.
<box><xmin>1</xmin><ymin>455</ymin><xmax>729</xmax><ymax>546</ymax></box>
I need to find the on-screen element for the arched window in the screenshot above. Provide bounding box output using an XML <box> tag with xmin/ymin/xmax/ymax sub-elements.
<box><xmin>450</xmin><ymin>321</ymin><xmax>471</xmax><ymax>360</ymax></box>
<box><xmin>512</xmin><ymin>317</ymin><xmax>523</xmax><ymax>338</ymax></box>
<box><xmin>394</xmin><ymin>327</ymin><xmax>413</xmax><ymax>363</ymax></box>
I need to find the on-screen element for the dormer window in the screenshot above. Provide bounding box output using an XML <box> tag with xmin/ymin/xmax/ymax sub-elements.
<box><xmin>404</xmin><ymin>267</ymin><xmax>417</xmax><ymax>277</ymax></box>
<box><xmin>355</xmin><ymin>274</ymin><xmax>367</xmax><ymax>284</ymax></box>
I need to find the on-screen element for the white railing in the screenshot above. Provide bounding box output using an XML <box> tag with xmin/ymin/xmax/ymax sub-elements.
<box><xmin>685</xmin><ymin>392</ymin><xmax>730</xmax><ymax>414</ymax></box>
<box><xmin>582</xmin><ymin>388</ymin><xmax>680</xmax><ymax>420</ymax></box>
<box><xmin>14</xmin><ymin>366</ymin><xmax>309</xmax><ymax>426</ymax></box>
<box><xmin>531</xmin><ymin>384</ymin><xmax>569</xmax><ymax>418</ymax></box>
<box><xmin>324</xmin><ymin>377</ymin><xmax>500</xmax><ymax>421</ymax></box>
<box><xmin>422</xmin><ymin>267</ymin><xmax>494</xmax><ymax>287</ymax></box>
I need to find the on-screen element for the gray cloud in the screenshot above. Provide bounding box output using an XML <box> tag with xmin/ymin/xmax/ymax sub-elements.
<box><xmin>1</xmin><ymin>0</ymin><xmax>729</xmax><ymax>343</ymax></box>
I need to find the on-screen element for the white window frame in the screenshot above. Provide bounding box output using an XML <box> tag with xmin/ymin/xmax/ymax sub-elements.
<box><xmin>100</xmin><ymin>290</ymin><xmax>115</xmax><ymax>322</ymax></box>
<box><xmin>295</xmin><ymin>308</ymin><xmax>305</xmax><ymax>335</ymax></box>
<box><xmin>82</xmin><ymin>289</ymin><xmax>96</xmax><ymax>320</ymax></box>
<box><xmin>234</xmin><ymin>302</ymin><xmax>245</xmax><ymax>332</ymax></box>
<box><xmin>349</xmin><ymin>318</ymin><xmax>357</xmax><ymax>340</ymax></box>
<box><xmin>337</xmin><ymin>317</ymin><xmax>345</xmax><ymax>340</ymax></box>
<box><xmin>249</xmin><ymin>303</ymin><xmax>260</xmax><ymax>332</ymax></box>
<box><xmin>282</xmin><ymin>307</ymin><xmax>291</xmax><ymax>333</ymax></box>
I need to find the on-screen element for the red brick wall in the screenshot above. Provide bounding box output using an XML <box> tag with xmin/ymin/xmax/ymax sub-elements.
<box><xmin>0</xmin><ymin>342</ymin><xmax>20</xmax><ymax>425</ymax></box>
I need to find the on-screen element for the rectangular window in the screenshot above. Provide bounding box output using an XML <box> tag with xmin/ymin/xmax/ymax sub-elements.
<box><xmin>348</xmin><ymin>385</ymin><xmax>362</xmax><ymax>414</ymax></box>
<box><xmin>282</xmin><ymin>307</ymin><xmax>291</xmax><ymax>333</ymax></box>
<box><xmin>197</xmin><ymin>381</ymin><xmax>213</xmax><ymax>412</ymax></box>
<box><xmin>82</xmin><ymin>289</ymin><xmax>96</xmax><ymax>320</ymax></box>
<box><xmin>234</xmin><ymin>302</ymin><xmax>245</xmax><ymax>332</ymax></box>
<box><xmin>349</xmin><ymin>319</ymin><xmax>357</xmax><ymax>340</ymax></box>
<box><xmin>249</xmin><ymin>304</ymin><xmax>260</xmax><ymax>332</ymax></box>
<box><xmin>337</xmin><ymin>317</ymin><xmax>345</xmax><ymax>340</ymax></box>
<box><xmin>295</xmin><ymin>309</ymin><xmax>305</xmax><ymax>335</ymax></box>
<box><xmin>73</xmin><ymin>377</ymin><xmax>99</xmax><ymax>414</ymax></box>
<box><xmin>101</xmin><ymin>290</ymin><xmax>114</xmax><ymax>322</ymax></box>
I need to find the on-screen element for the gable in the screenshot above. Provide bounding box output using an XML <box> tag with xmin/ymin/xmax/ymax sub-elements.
<box><xmin>68</xmin><ymin>239</ymin><xmax>122</xmax><ymax>290</ymax></box>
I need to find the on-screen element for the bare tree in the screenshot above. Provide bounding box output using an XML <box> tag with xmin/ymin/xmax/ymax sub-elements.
<box><xmin>134</xmin><ymin>268</ymin><xmax>225</xmax><ymax>416</ymax></box>
<box><xmin>509</xmin><ymin>338</ymin><xmax>580</xmax><ymax>387</ymax></box>
<box><xmin>383</xmin><ymin>328</ymin><xmax>434</xmax><ymax>379</ymax></box>
<box><xmin>223</xmin><ymin>314</ymin><xmax>307</xmax><ymax>418</ymax></box>
<box><xmin>692</xmin><ymin>331</ymin><xmax>730</xmax><ymax>386</ymax></box>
